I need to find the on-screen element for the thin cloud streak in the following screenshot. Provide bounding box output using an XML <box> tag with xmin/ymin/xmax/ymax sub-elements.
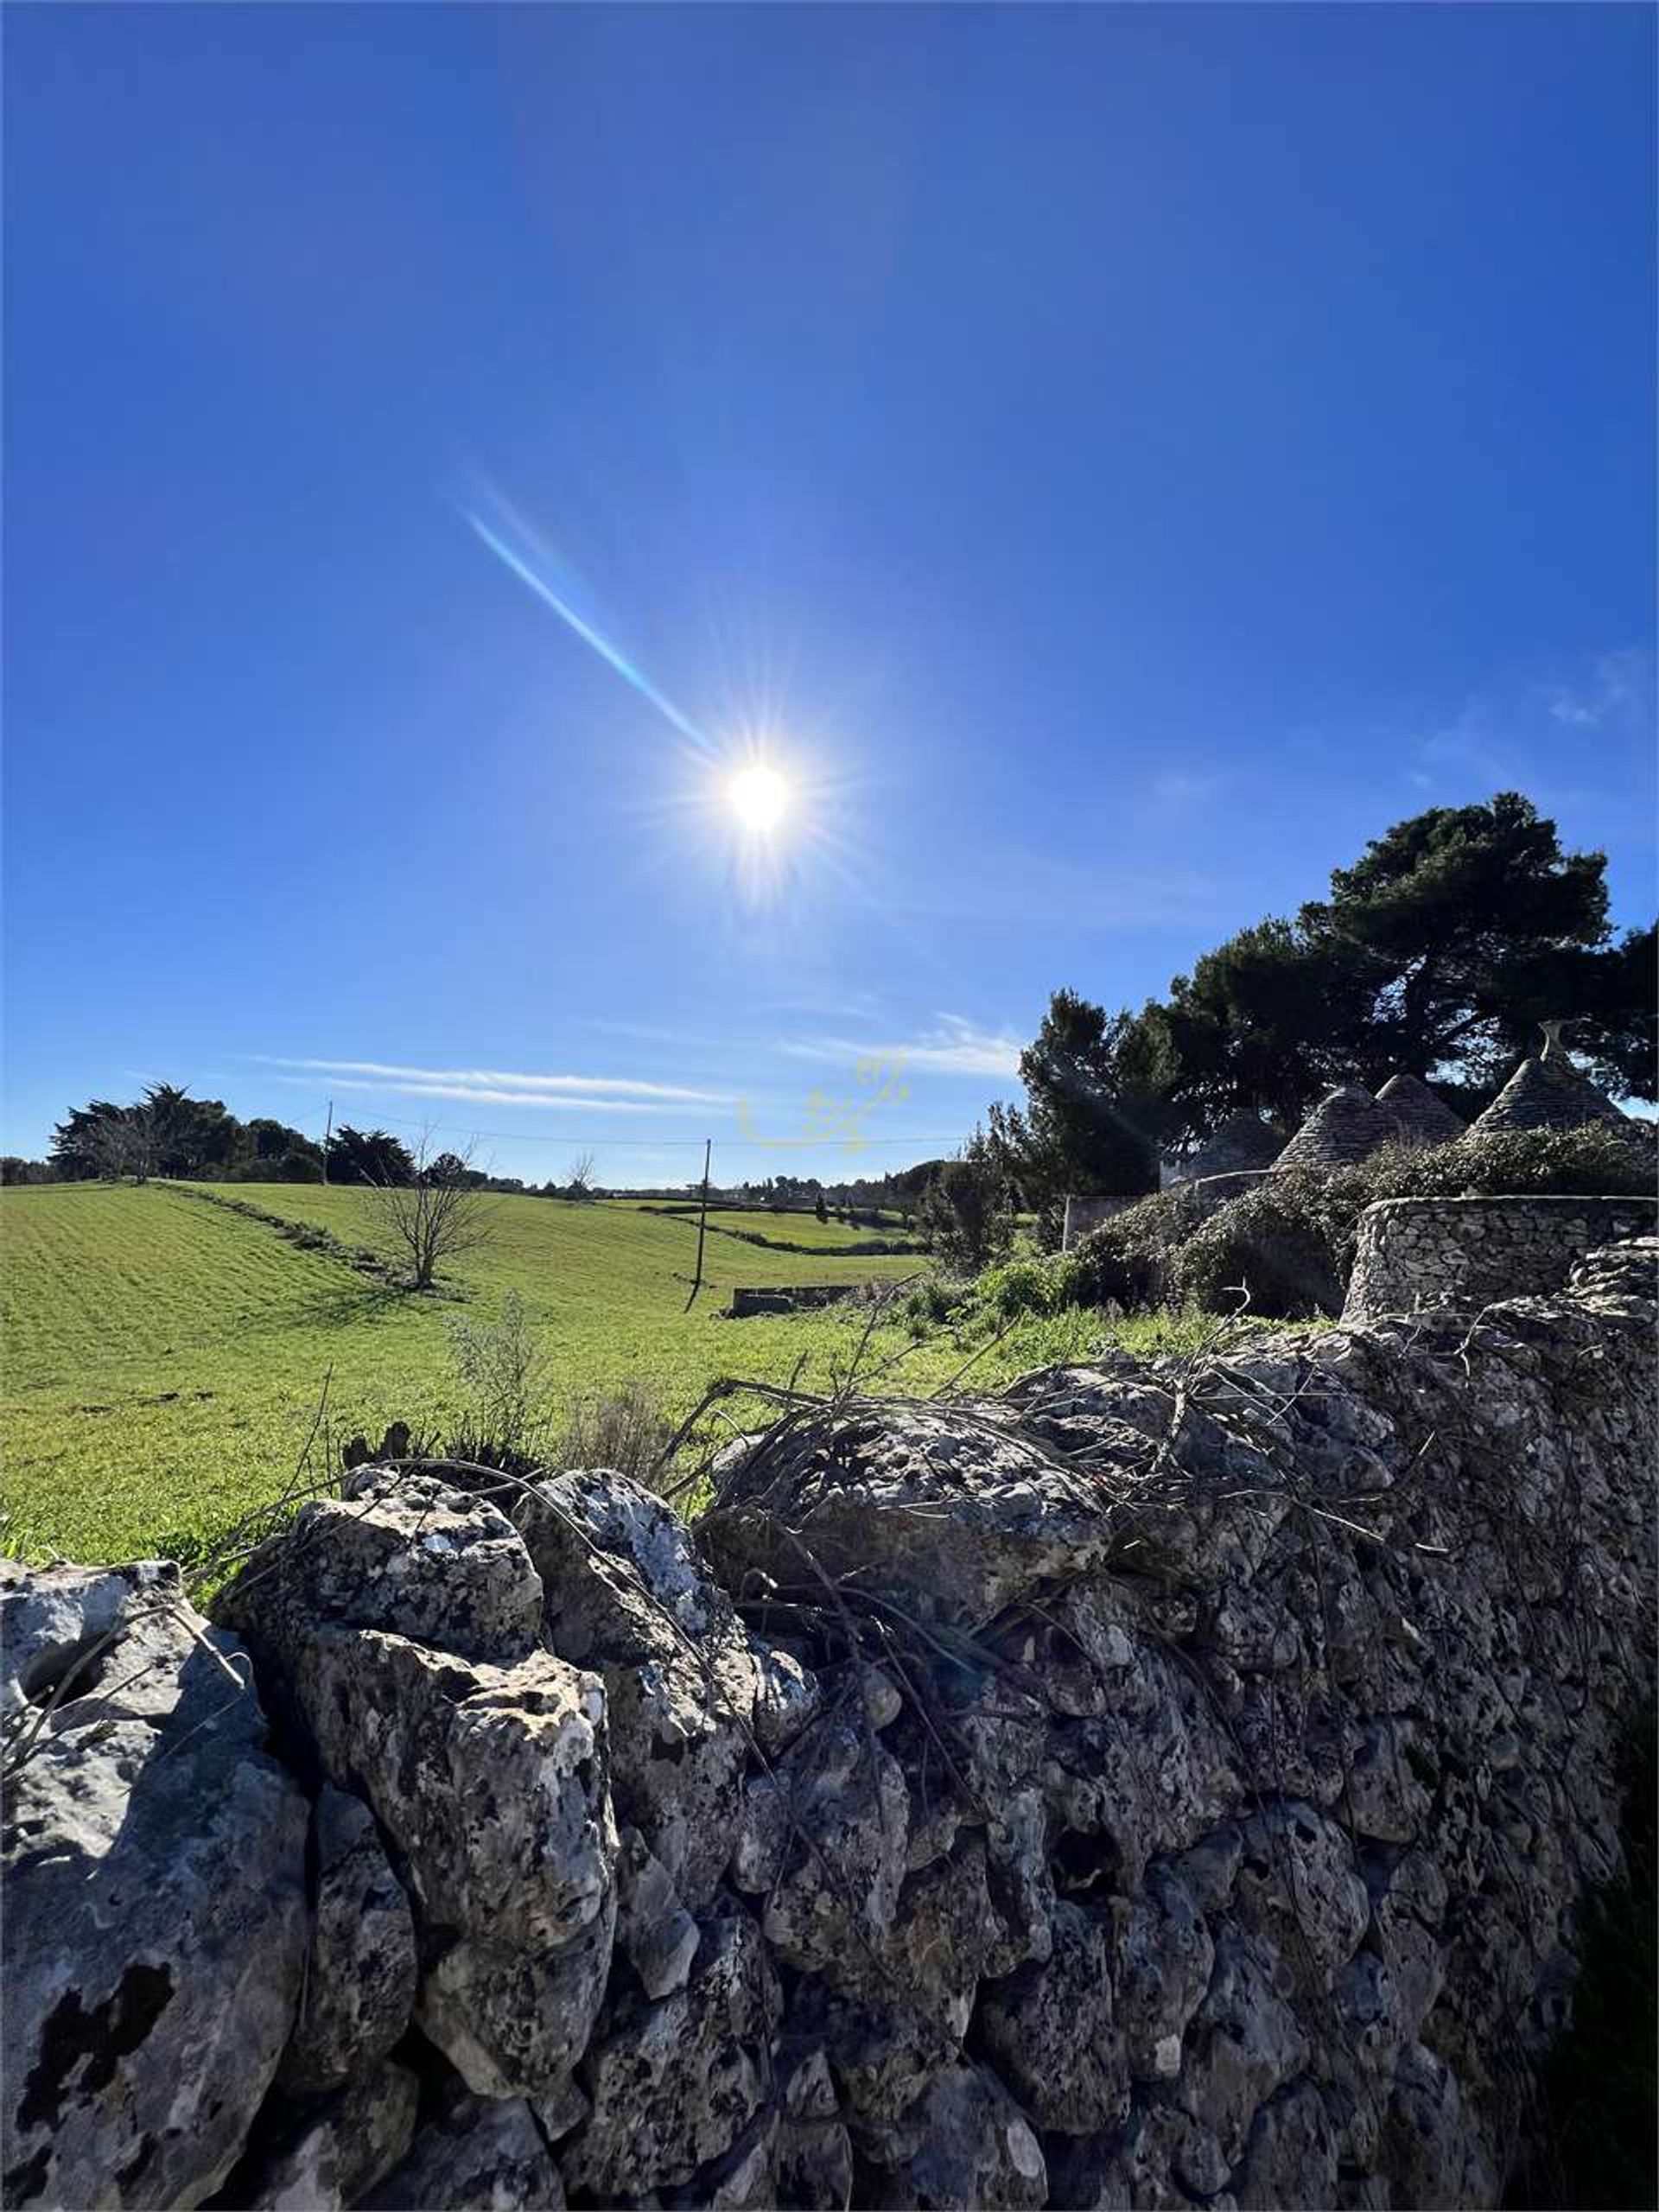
<box><xmin>782</xmin><ymin>1015</ymin><xmax>1022</xmax><ymax>1081</ymax></box>
<box><xmin>265</xmin><ymin>1074</ymin><xmax>710</xmax><ymax>1115</ymax></box>
<box><xmin>252</xmin><ymin>1056</ymin><xmax>723</xmax><ymax>1103</ymax></box>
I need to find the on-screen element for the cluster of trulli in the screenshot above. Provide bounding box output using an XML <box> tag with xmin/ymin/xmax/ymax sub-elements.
<box><xmin>1175</xmin><ymin>1027</ymin><xmax>1632</xmax><ymax>1183</ymax></box>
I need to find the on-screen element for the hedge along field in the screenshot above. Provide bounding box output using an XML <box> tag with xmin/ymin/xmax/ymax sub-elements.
<box><xmin>1</xmin><ymin>1182</ymin><xmax>1109</xmax><ymax>1567</ymax></box>
<box><xmin>605</xmin><ymin>1203</ymin><xmax>923</xmax><ymax>1254</ymax></box>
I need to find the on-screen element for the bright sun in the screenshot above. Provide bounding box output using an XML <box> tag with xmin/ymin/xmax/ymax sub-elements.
<box><xmin>728</xmin><ymin>760</ymin><xmax>791</xmax><ymax>835</ymax></box>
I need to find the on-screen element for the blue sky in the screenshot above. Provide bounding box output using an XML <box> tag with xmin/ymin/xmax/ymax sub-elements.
<box><xmin>5</xmin><ymin>4</ymin><xmax>1654</xmax><ymax>1185</ymax></box>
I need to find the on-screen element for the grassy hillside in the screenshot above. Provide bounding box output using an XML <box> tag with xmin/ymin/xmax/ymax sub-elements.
<box><xmin>3</xmin><ymin>1181</ymin><xmax>1105</xmax><ymax>1566</ymax></box>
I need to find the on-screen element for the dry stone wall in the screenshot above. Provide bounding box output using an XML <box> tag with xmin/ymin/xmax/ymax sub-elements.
<box><xmin>4</xmin><ymin>1236</ymin><xmax>1656</xmax><ymax>2212</ymax></box>
<box><xmin>1344</xmin><ymin>1192</ymin><xmax>1656</xmax><ymax>1323</ymax></box>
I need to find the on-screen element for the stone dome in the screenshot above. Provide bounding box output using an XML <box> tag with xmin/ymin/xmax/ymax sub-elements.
<box><xmin>1274</xmin><ymin>1084</ymin><xmax>1395</xmax><ymax>1172</ymax></box>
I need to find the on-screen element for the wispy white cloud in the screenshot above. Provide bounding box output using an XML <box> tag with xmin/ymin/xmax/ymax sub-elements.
<box><xmin>251</xmin><ymin>1057</ymin><xmax>728</xmax><ymax>1115</ymax></box>
<box><xmin>252</xmin><ymin>1055</ymin><xmax>723</xmax><ymax>1103</ymax></box>
<box><xmin>264</xmin><ymin>1073</ymin><xmax>709</xmax><ymax>1115</ymax></box>
<box><xmin>781</xmin><ymin>1014</ymin><xmax>1022</xmax><ymax>1081</ymax></box>
<box><xmin>1412</xmin><ymin>647</ymin><xmax>1656</xmax><ymax>806</ymax></box>
<box><xmin>1545</xmin><ymin>649</ymin><xmax>1649</xmax><ymax>730</ymax></box>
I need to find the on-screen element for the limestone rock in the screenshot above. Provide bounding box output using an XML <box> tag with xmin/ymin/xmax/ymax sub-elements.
<box><xmin>233</xmin><ymin>1469</ymin><xmax>546</xmax><ymax>1664</ymax></box>
<box><xmin>772</xmin><ymin>2048</ymin><xmax>855</xmax><ymax>2210</ymax></box>
<box><xmin>1232</xmin><ymin>1801</ymin><xmax>1370</xmax><ymax>1991</ymax></box>
<box><xmin>279</xmin><ymin>1785</ymin><xmax>416</xmax><ymax>2094</ymax></box>
<box><xmin>418</xmin><ymin>1897</ymin><xmax>616</xmax><ymax>2098</ymax></box>
<box><xmin>616</xmin><ymin>1824</ymin><xmax>702</xmax><ymax>1999</ymax></box>
<box><xmin>1109</xmin><ymin>1866</ymin><xmax>1214</xmax><ymax>2082</ymax></box>
<box><xmin>231</xmin><ymin>2060</ymin><xmax>417</xmax><ymax>2210</ymax></box>
<box><xmin>1230</xmin><ymin>2077</ymin><xmax>1341</xmax><ymax>2210</ymax></box>
<box><xmin>702</xmin><ymin>1400</ymin><xmax>1119</xmax><ymax>1625</ymax></box>
<box><xmin>3</xmin><ymin>1575</ymin><xmax>308</xmax><ymax>2211</ymax></box>
<box><xmin>747</xmin><ymin>1633</ymin><xmax>823</xmax><ymax>1753</ymax></box>
<box><xmin>0</xmin><ymin>1556</ymin><xmax>181</xmax><ymax>1716</ymax></box>
<box><xmin>213</xmin><ymin>1474</ymin><xmax>618</xmax><ymax>2099</ymax></box>
<box><xmin>1176</xmin><ymin>1929</ymin><xmax>1311</xmax><ymax>2170</ymax></box>
<box><xmin>760</xmin><ymin>1720</ymin><xmax>911</xmax><ymax>1984</ymax></box>
<box><xmin>976</xmin><ymin>1901</ymin><xmax>1129</xmax><ymax>2134</ymax></box>
<box><xmin>905</xmin><ymin>2065</ymin><xmax>1046</xmax><ymax>2209</ymax></box>
<box><xmin>361</xmin><ymin>2088</ymin><xmax>565</xmax><ymax>2211</ymax></box>
<box><xmin>563</xmin><ymin>1909</ymin><xmax>781</xmax><ymax>2202</ymax></box>
<box><xmin>517</xmin><ymin>1466</ymin><xmax>758</xmax><ymax>1909</ymax></box>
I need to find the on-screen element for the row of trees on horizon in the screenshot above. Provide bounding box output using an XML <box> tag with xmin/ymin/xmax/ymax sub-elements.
<box><xmin>5</xmin><ymin>1092</ymin><xmax>944</xmax><ymax>1215</ymax></box>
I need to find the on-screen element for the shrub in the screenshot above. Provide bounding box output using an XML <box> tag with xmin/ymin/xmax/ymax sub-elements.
<box><xmin>1169</xmin><ymin>1169</ymin><xmax>1370</xmax><ymax>1319</ymax></box>
<box><xmin>979</xmin><ymin>1256</ymin><xmax>1058</xmax><ymax>1319</ymax></box>
<box><xmin>446</xmin><ymin>1291</ymin><xmax>550</xmax><ymax>1458</ymax></box>
<box><xmin>1063</xmin><ymin>1186</ymin><xmax>1204</xmax><ymax>1313</ymax></box>
<box><xmin>900</xmin><ymin>1275</ymin><xmax>969</xmax><ymax>1337</ymax></box>
<box><xmin>1363</xmin><ymin>1121</ymin><xmax>1654</xmax><ymax>1203</ymax></box>
<box><xmin>275</xmin><ymin>1150</ymin><xmax>326</xmax><ymax>1184</ymax></box>
<box><xmin>550</xmin><ymin>1382</ymin><xmax>676</xmax><ymax>1488</ymax></box>
<box><xmin>915</xmin><ymin>1135</ymin><xmax>1014</xmax><ymax>1274</ymax></box>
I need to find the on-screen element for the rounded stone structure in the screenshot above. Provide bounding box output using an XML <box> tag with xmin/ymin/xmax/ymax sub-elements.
<box><xmin>1344</xmin><ymin>1192</ymin><xmax>1658</xmax><ymax>1321</ymax></box>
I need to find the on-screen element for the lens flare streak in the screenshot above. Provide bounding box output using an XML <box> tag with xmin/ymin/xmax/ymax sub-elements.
<box><xmin>465</xmin><ymin>508</ymin><xmax>712</xmax><ymax>755</ymax></box>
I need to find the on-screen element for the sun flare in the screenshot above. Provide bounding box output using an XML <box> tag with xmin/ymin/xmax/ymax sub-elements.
<box><xmin>728</xmin><ymin>760</ymin><xmax>791</xmax><ymax>836</ymax></box>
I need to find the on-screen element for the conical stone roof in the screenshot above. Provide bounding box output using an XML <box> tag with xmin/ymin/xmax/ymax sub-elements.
<box><xmin>1469</xmin><ymin>1055</ymin><xmax>1629</xmax><ymax>1137</ymax></box>
<box><xmin>1181</xmin><ymin>1110</ymin><xmax>1285</xmax><ymax>1180</ymax></box>
<box><xmin>1274</xmin><ymin>1084</ymin><xmax>1395</xmax><ymax>1173</ymax></box>
<box><xmin>1376</xmin><ymin>1072</ymin><xmax>1465</xmax><ymax>1148</ymax></box>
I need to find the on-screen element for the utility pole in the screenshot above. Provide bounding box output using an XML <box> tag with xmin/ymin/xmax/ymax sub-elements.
<box><xmin>684</xmin><ymin>1138</ymin><xmax>712</xmax><ymax>1310</ymax></box>
<box><xmin>321</xmin><ymin>1098</ymin><xmax>334</xmax><ymax>1185</ymax></box>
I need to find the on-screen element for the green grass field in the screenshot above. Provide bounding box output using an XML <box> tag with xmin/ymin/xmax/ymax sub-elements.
<box><xmin>2</xmin><ymin>1180</ymin><xmax>1121</xmax><ymax>1566</ymax></box>
<box><xmin>606</xmin><ymin>1202</ymin><xmax>921</xmax><ymax>1253</ymax></box>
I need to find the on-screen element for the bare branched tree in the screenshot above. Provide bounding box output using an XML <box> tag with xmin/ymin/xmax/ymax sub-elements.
<box><xmin>566</xmin><ymin>1152</ymin><xmax>598</xmax><ymax>1203</ymax></box>
<box><xmin>366</xmin><ymin>1134</ymin><xmax>495</xmax><ymax>1291</ymax></box>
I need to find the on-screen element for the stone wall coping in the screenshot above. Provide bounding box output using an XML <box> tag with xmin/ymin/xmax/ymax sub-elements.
<box><xmin>1359</xmin><ymin>1192</ymin><xmax>1655</xmax><ymax>1216</ymax></box>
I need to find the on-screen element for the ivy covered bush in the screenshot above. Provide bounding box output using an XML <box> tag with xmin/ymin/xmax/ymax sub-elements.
<box><xmin>1063</xmin><ymin>1186</ymin><xmax>1205</xmax><ymax>1313</ymax></box>
<box><xmin>1168</xmin><ymin>1169</ymin><xmax>1370</xmax><ymax>1319</ymax></box>
<box><xmin>1363</xmin><ymin>1121</ymin><xmax>1654</xmax><ymax>1203</ymax></box>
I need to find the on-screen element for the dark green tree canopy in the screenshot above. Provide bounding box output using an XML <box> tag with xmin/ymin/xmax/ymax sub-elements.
<box><xmin>987</xmin><ymin>992</ymin><xmax>1161</xmax><ymax>1238</ymax></box>
<box><xmin>1001</xmin><ymin>795</ymin><xmax>1653</xmax><ymax>1196</ymax></box>
<box><xmin>50</xmin><ymin>1089</ymin><xmax>323</xmax><ymax>1182</ymax></box>
<box><xmin>325</xmin><ymin>1126</ymin><xmax>417</xmax><ymax>1186</ymax></box>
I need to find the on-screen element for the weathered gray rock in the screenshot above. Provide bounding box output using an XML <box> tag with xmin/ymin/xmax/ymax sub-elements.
<box><xmin>279</xmin><ymin>1785</ymin><xmax>416</xmax><ymax>2094</ymax></box>
<box><xmin>213</xmin><ymin>1472</ymin><xmax>618</xmax><ymax>2099</ymax></box>
<box><xmin>516</xmin><ymin>1467</ymin><xmax>759</xmax><ymax>1909</ymax></box>
<box><xmin>771</xmin><ymin>2048</ymin><xmax>855</xmax><ymax>2210</ymax></box>
<box><xmin>976</xmin><ymin>1902</ymin><xmax>1129</xmax><ymax>2134</ymax></box>
<box><xmin>361</xmin><ymin>2087</ymin><xmax>565</xmax><ymax>2211</ymax></box>
<box><xmin>760</xmin><ymin>1719</ymin><xmax>912</xmax><ymax>1982</ymax></box>
<box><xmin>3</xmin><ymin>1573</ymin><xmax>308</xmax><ymax>2211</ymax></box>
<box><xmin>702</xmin><ymin>1400</ymin><xmax>1120</xmax><ymax>1624</ymax></box>
<box><xmin>1175</xmin><ymin>1928</ymin><xmax>1310</xmax><ymax>2171</ymax></box>
<box><xmin>562</xmin><ymin>1910</ymin><xmax>780</xmax><ymax>2202</ymax></box>
<box><xmin>615</xmin><ymin>1823</ymin><xmax>702</xmax><ymax>1998</ymax></box>
<box><xmin>747</xmin><ymin>1632</ymin><xmax>823</xmax><ymax>1753</ymax></box>
<box><xmin>0</xmin><ymin>1556</ymin><xmax>181</xmax><ymax>1716</ymax></box>
<box><xmin>230</xmin><ymin>1469</ymin><xmax>546</xmax><ymax>1663</ymax></box>
<box><xmin>899</xmin><ymin>2064</ymin><xmax>1047</xmax><ymax>2209</ymax></box>
<box><xmin>417</xmin><ymin>1895</ymin><xmax>616</xmax><ymax>2098</ymax></box>
<box><xmin>232</xmin><ymin>2060</ymin><xmax>418</xmax><ymax>2210</ymax></box>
